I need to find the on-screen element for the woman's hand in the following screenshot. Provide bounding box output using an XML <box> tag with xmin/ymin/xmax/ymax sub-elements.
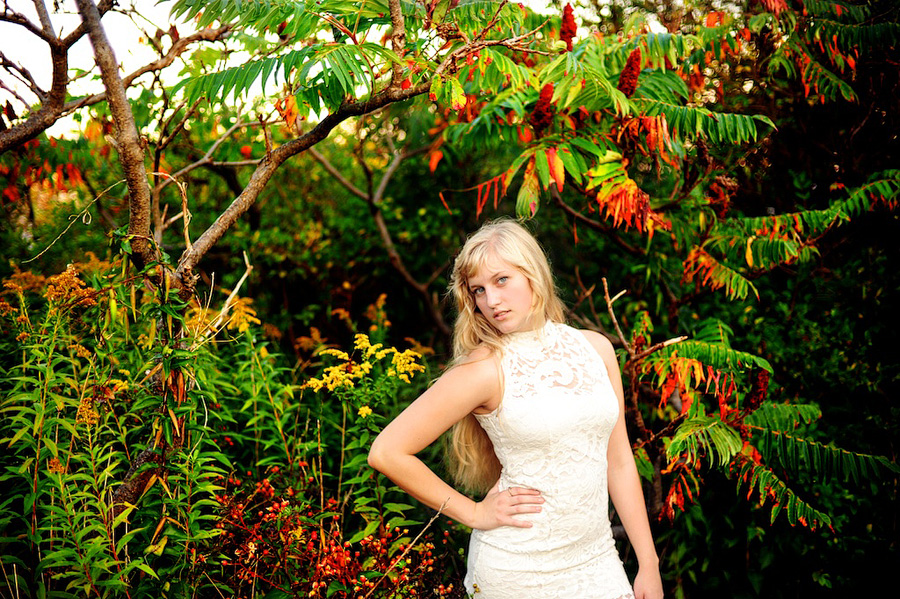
<box><xmin>470</xmin><ymin>480</ymin><xmax>544</xmax><ymax>530</ymax></box>
<box><xmin>633</xmin><ymin>566</ymin><xmax>664</xmax><ymax>599</ymax></box>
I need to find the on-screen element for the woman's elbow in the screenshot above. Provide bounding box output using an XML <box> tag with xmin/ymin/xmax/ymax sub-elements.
<box><xmin>367</xmin><ymin>436</ymin><xmax>389</xmax><ymax>473</ymax></box>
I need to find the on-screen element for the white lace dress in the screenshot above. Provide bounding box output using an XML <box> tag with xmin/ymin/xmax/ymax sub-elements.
<box><xmin>463</xmin><ymin>321</ymin><xmax>635</xmax><ymax>599</ymax></box>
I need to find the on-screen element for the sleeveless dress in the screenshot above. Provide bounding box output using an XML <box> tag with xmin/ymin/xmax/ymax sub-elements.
<box><xmin>463</xmin><ymin>321</ymin><xmax>635</xmax><ymax>599</ymax></box>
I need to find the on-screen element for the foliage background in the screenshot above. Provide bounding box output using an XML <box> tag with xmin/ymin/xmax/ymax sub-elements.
<box><xmin>1</xmin><ymin>0</ymin><xmax>898</xmax><ymax>597</ymax></box>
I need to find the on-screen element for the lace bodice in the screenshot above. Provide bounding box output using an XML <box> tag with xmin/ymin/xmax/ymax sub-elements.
<box><xmin>464</xmin><ymin>321</ymin><xmax>635</xmax><ymax>598</ymax></box>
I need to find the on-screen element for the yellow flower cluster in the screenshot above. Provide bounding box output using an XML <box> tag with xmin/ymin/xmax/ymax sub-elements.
<box><xmin>303</xmin><ymin>356</ymin><xmax>373</xmax><ymax>392</ymax></box>
<box><xmin>75</xmin><ymin>396</ymin><xmax>99</xmax><ymax>426</ymax></box>
<box><xmin>302</xmin><ymin>335</ymin><xmax>426</xmax><ymax>392</ymax></box>
<box><xmin>68</xmin><ymin>343</ymin><xmax>92</xmax><ymax>359</ymax></box>
<box><xmin>44</xmin><ymin>265</ymin><xmax>96</xmax><ymax>308</ymax></box>
<box><xmin>388</xmin><ymin>348</ymin><xmax>426</xmax><ymax>383</ymax></box>
<box><xmin>48</xmin><ymin>457</ymin><xmax>66</xmax><ymax>475</ymax></box>
<box><xmin>226</xmin><ymin>296</ymin><xmax>261</xmax><ymax>334</ymax></box>
<box><xmin>0</xmin><ymin>298</ymin><xmax>17</xmax><ymax>317</ymax></box>
<box><xmin>354</xmin><ymin>333</ymin><xmax>391</xmax><ymax>360</ymax></box>
<box><xmin>2</xmin><ymin>266</ymin><xmax>46</xmax><ymax>294</ymax></box>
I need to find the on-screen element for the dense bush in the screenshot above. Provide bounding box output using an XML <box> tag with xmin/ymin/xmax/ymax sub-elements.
<box><xmin>0</xmin><ymin>258</ymin><xmax>466</xmax><ymax>598</ymax></box>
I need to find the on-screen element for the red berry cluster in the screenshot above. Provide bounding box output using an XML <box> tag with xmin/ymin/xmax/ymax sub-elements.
<box><xmin>529</xmin><ymin>83</ymin><xmax>556</xmax><ymax>136</ymax></box>
<box><xmin>560</xmin><ymin>4</ymin><xmax>577</xmax><ymax>52</ymax></box>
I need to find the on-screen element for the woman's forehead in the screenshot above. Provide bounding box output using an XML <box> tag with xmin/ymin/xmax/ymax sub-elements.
<box><xmin>468</xmin><ymin>251</ymin><xmax>517</xmax><ymax>279</ymax></box>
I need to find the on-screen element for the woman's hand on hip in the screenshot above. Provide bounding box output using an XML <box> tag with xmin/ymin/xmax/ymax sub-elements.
<box><xmin>470</xmin><ymin>480</ymin><xmax>543</xmax><ymax>530</ymax></box>
<box><xmin>633</xmin><ymin>566</ymin><xmax>664</xmax><ymax>599</ymax></box>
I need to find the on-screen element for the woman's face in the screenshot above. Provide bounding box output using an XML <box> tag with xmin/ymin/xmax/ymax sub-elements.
<box><xmin>467</xmin><ymin>252</ymin><xmax>536</xmax><ymax>335</ymax></box>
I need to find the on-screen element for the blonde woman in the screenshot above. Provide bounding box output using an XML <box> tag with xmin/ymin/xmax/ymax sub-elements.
<box><xmin>368</xmin><ymin>220</ymin><xmax>663</xmax><ymax>598</ymax></box>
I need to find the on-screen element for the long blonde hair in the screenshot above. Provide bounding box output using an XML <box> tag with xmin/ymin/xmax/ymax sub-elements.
<box><xmin>446</xmin><ymin>219</ymin><xmax>566</xmax><ymax>493</ymax></box>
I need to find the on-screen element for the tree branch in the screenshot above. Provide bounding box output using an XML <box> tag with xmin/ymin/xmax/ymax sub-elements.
<box><xmin>368</xmin><ymin>149</ymin><xmax>451</xmax><ymax>337</ymax></box>
<box><xmin>388</xmin><ymin>0</ymin><xmax>406</xmax><ymax>86</ymax></box>
<box><xmin>61</xmin><ymin>26</ymin><xmax>231</xmax><ymax>116</ymax></box>
<box><xmin>154</xmin><ymin>119</ymin><xmax>256</xmax><ymax>199</ymax></box>
<box><xmin>0</xmin><ymin>4</ymin><xmax>52</xmax><ymax>42</ymax></box>
<box><xmin>0</xmin><ymin>35</ymin><xmax>67</xmax><ymax>152</ymax></box>
<box><xmin>551</xmin><ymin>186</ymin><xmax>644</xmax><ymax>256</ymax></box>
<box><xmin>175</xmin><ymin>79</ymin><xmax>432</xmax><ymax>285</ymax></box>
<box><xmin>310</xmin><ymin>131</ymin><xmax>448</xmax><ymax>336</ymax></box>
<box><xmin>308</xmin><ymin>147</ymin><xmax>368</xmax><ymax>201</ymax></box>
<box><xmin>74</xmin><ymin>0</ymin><xmax>155</xmax><ymax>268</ymax></box>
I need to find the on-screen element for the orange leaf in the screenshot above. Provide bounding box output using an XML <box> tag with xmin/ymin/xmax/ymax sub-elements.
<box><xmin>517</xmin><ymin>125</ymin><xmax>533</xmax><ymax>144</ymax></box>
<box><xmin>428</xmin><ymin>150</ymin><xmax>443</xmax><ymax>173</ymax></box>
<box><xmin>546</xmin><ymin>147</ymin><xmax>565</xmax><ymax>192</ymax></box>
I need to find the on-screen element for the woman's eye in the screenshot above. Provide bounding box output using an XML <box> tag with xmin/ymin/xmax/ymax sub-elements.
<box><xmin>497</xmin><ymin>277</ymin><xmax>508</xmax><ymax>284</ymax></box>
<box><xmin>472</xmin><ymin>287</ymin><xmax>484</xmax><ymax>296</ymax></box>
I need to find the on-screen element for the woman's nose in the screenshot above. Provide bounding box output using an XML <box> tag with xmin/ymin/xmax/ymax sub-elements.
<box><xmin>484</xmin><ymin>287</ymin><xmax>501</xmax><ymax>307</ymax></box>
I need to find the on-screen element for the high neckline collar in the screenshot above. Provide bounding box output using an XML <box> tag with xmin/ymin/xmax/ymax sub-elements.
<box><xmin>502</xmin><ymin>318</ymin><xmax>554</xmax><ymax>345</ymax></box>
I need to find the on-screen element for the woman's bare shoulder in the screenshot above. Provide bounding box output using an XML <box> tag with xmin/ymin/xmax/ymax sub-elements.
<box><xmin>432</xmin><ymin>345</ymin><xmax>501</xmax><ymax>411</ymax></box>
<box><xmin>578</xmin><ymin>329</ymin><xmax>616</xmax><ymax>361</ymax></box>
<box><xmin>452</xmin><ymin>345</ymin><xmax>500</xmax><ymax>379</ymax></box>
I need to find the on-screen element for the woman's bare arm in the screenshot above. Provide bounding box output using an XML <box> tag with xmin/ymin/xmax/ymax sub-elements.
<box><xmin>368</xmin><ymin>349</ymin><xmax>543</xmax><ymax>530</ymax></box>
<box><xmin>583</xmin><ymin>330</ymin><xmax>664</xmax><ymax>599</ymax></box>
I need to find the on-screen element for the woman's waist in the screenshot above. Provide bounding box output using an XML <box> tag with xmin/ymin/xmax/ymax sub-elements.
<box><xmin>470</xmin><ymin>524</ymin><xmax>617</xmax><ymax>567</ymax></box>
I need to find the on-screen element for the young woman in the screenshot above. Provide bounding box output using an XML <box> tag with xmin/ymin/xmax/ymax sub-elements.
<box><xmin>368</xmin><ymin>220</ymin><xmax>663</xmax><ymax>598</ymax></box>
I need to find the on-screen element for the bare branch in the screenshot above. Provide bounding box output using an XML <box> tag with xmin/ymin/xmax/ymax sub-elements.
<box><xmin>0</xmin><ymin>77</ymin><xmax>32</xmax><ymax>107</ymax></box>
<box><xmin>74</xmin><ymin>0</ymin><xmax>155</xmax><ymax>268</ymax></box>
<box><xmin>550</xmin><ymin>186</ymin><xmax>644</xmax><ymax>256</ymax></box>
<box><xmin>209</xmin><ymin>159</ymin><xmax>261</xmax><ymax>167</ymax></box>
<box><xmin>157</xmin><ymin>99</ymin><xmax>202</xmax><ymax>151</ymax></box>
<box><xmin>372</xmin><ymin>150</ymin><xmax>404</xmax><ymax>203</ymax></box>
<box><xmin>0</xmin><ymin>39</ymin><xmax>67</xmax><ymax>152</ymax></box>
<box><xmin>0</xmin><ymin>4</ymin><xmax>52</xmax><ymax>41</ymax></box>
<box><xmin>308</xmin><ymin>147</ymin><xmax>368</xmax><ymax>201</ymax></box>
<box><xmin>602</xmin><ymin>277</ymin><xmax>632</xmax><ymax>356</ymax></box>
<box><xmin>368</xmin><ymin>147</ymin><xmax>451</xmax><ymax>337</ymax></box>
<box><xmin>30</xmin><ymin>0</ymin><xmax>53</xmax><ymax>34</ymax></box>
<box><xmin>62</xmin><ymin>26</ymin><xmax>231</xmax><ymax>116</ymax></box>
<box><xmin>154</xmin><ymin>119</ymin><xmax>256</xmax><ymax>196</ymax></box>
<box><xmin>0</xmin><ymin>52</ymin><xmax>46</xmax><ymax>99</ymax></box>
<box><xmin>60</xmin><ymin>0</ymin><xmax>115</xmax><ymax>48</ymax></box>
<box><xmin>388</xmin><ymin>0</ymin><xmax>406</xmax><ymax>86</ymax></box>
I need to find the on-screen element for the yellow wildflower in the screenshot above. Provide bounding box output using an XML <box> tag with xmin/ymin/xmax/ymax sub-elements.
<box><xmin>358</xmin><ymin>406</ymin><xmax>373</xmax><ymax>418</ymax></box>
<box><xmin>3</xmin><ymin>266</ymin><xmax>46</xmax><ymax>293</ymax></box>
<box><xmin>354</xmin><ymin>333</ymin><xmax>385</xmax><ymax>359</ymax></box>
<box><xmin>392</xmin><ymin>349</ymin><xmax>426</xmax><ymax>379</ymax></box>
<box><xmin>48</xmin><ymin>457</ymin><xmax>66</xmax><ymax>475</ymax></box>
<box><xmin>319</xmin><ymin>348</ymin><xmax>350</xmax><ymax>361</ymax></box>
<box><xmin>76</xmin><ymin>396</ymin><xmax>100</xmax><ymax>426</ymax></box>
<box><xmin>374</xmin><ymin>347</ymin><xmax>396</xmax><ymax>361</ymax></box>
<box><xmin>0</xmin><ymin>298</ymin><xmax>17</xmax><ymax>316</ymax></box>
<box><xmin>303</xmin><ymin>362</ymin><xmax>357</xmax><ymax>392</ymax></box>
<box><xmin>68</xmin><ymin>343</ymin><xmax>92</xmax><ymax>359</ymax></box>
<box><xmin>404</xmin><ymin>337</ymin><xmax>435</xmax><ymax>356</ymax></box>
<box><xmin>108</xmin><ymin>379</ymin><xmax>128</xmax><ymax>393</ymax></box>
<box><xmin>15</xmin><ymin>331</ymin><xmax>29</xmax><ymax>342</ymax></box>
<box><xmin>354</xmin><ymin>333</ymin><xmax>371</xmax><ymax>353</ymax></box>
<box><xmin>226</xmin><ymin>296</ymin><xmax>261</xmax><ymax>334</ymax></box>
<box><xmin>44</xmin><ymin>265</ymin><xmax>95</xmax><ymax>308</ymax></box>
